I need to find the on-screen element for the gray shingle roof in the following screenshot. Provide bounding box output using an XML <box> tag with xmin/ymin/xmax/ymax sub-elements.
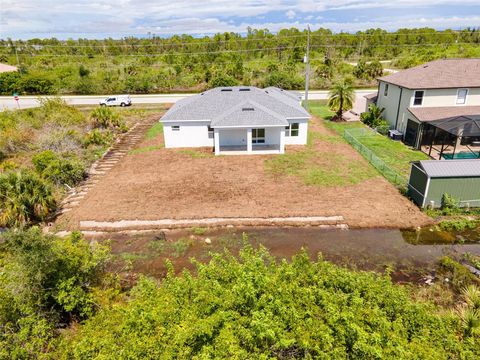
<box><xmin>161</xmin><ymin>86</ymin><xmax>310</xmax><ymax>127</ymax></box>
<box><xmin>408</xmin><ymin>106</ymin><xmax>480</xmax><ymax>122</ymax></box>
<box><xmin>378</xmin><ymin>58</ymin><xmax>480</xmax><ymax>89</ymax></box>
<box><xmin>417</xmin><ymin>159</ymin><xmax>480</xmax><ymax>178</ymax></box>
<box><xmin>211</xmin><ymin>100</ymin><xmax>288</xmax><ymax>127</ymax></box>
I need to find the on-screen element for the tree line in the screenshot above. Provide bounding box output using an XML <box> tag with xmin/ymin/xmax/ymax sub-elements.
<box><xmin>0</xmin><ymin>27</ymin><xmax>479</xmax><ymax>95</ymax></box>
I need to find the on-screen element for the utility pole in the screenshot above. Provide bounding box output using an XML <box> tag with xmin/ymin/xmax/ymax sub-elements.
<box><xmin>14</xmin><ymin>45</ymin><xmax>20</xmax><ymax>67</ymax></box>
<box><xmin>304</xmin><ymin>25</ymin><xmax>310</xmax><ymax>110</ymax></box>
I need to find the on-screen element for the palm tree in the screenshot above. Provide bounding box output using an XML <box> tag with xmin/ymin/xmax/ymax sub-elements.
<box><xmin>360</xmin><ymin>104</ymin><xmax>385</xmax><ymax>128</ymax></box>
<box><xmin>0</xmin><ymin>170</ymin><xmax>57</xmax><ymax>227</ymax></box>
<box><xmin>328</xmin><ymin>79</ymin><xmax>355</xmax><ymax>120</ymax></box>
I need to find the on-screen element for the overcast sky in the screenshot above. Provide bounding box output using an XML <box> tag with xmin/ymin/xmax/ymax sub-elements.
<box><xmin>1</xmin><ymin>0</ymin><xmax>480</xmax><ymax>39</ymax></box>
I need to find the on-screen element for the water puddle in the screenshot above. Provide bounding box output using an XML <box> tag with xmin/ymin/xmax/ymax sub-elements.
<box><xmin>95</xmin><ymin>227</ymin><xmax>480</xmax><ymax>284</ymax></box>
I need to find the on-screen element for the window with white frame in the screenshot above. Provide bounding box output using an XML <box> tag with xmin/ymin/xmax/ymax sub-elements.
<box><xmin>456</xmin><ymin>89</ymin><xmax>468</xmax><ymax>105</ymax></box>
<box><xmin>252</xmin><ymin>128</ymin><xmax>265</xmax><ymax>144</ymax></box>
<box><xmin>384</xmin><ymin>83</ymin><xmax>389</xmax><ymax>97</ymax></box>
<box><xmin>172</xmin><ymin>125</ymin><xmax>180</xmax><ymax>131</ymax></box>
<box><xmin>285</xmin><ymin>123</ymin><xmax>299</xmax><ymax>137</ymax></box>
<box><xmin>413</xmin><ymin>90</ymin><xmax>424</xmax><ymax>106</ymax></box>
<box><xmin>207</xmin><ymin>126</ymin><xmax>214</xmax><ymax>139</ymax></box>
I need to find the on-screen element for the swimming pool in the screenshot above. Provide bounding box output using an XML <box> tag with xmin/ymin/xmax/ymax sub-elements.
<box><xmin>442</xmin><ymin>152</ymin><xmax>480</xmax><ymax>160</ymax></box>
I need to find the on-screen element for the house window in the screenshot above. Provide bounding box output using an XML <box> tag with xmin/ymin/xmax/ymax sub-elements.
<box><xmin>456</xmin><ymin>89</ymin><xmax>468</xmax><ymax>105</ymax></box>
<box><xmin>285</xmin><ymin>123</ymin><xmax>299</xmax><ymax>137</ymax></box>
<box><xmin>207</xmin><ymin>126</ymin><xmax>214</xmax><ymax>139</ymax></box>
<box><xmin>384</xmin><ymin>83</ymin><xmax>389</xmax><ymax>97</ymax></box>
<box><xmin>413</xmin><ymin>90</ymin><xmax>424</xmax><ymax>106</ymax></box>
<box><xmin>252</xmin><ymin>128</ymin><xmax>265</xmax><ymax>144</ymax></box>
<box><xmin>172</xmin><ymin>126</ymin><xmax>180</xmax><ymax>131</ymax></box>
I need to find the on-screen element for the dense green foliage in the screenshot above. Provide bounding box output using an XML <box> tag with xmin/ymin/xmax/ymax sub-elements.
<box><xmin>360</xmin><ymin>104</ymin><xmax>385</xmax><ymax>128</ymax></box>
<box><xmin>58</xmin><ymin>246</ymin><xmax>479</xmax><ymax>359</ymax></box>
<box><xmin>0</xmin><ymin>170</ymin><xmax>56</xmax><ymax>227</ymax></box>
<box><xmin>90</xmin><ymin>106</ymin><xmax>125</xmax><ymax>130</ymax></box>
<box><xmin>32</xmin><ymin>150</ymin><xmax>86</xmax><ymax>187</ymax></box>
<box><xmin>0</xmin><ymin>231</ymin><xmax>477</xmax><ymax>358</ymax></box>
<box><xmin>0</xmin><ymin>229</ymin><xmax>110</xmax><ymax>358</ymax></box>
<box><xmin>1</xmin><ymin>27</ymin><xmax>479</xmax><ymax>94</ymax></box>
<box><xmin>0</xmin><ymin>98</ymin><xmax>131</xmax><ymax>226</ymax></box>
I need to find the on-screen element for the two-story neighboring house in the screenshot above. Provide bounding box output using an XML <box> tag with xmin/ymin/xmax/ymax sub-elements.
<box><xmin>371</xmin><ymin>59</ymin><xmax>480</xmax><ymax>160</ymax></box>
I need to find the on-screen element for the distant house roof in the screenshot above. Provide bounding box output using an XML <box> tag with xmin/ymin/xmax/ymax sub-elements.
<box><xmin>378</xmin><ymin>58</ymin><xmax>480</xmax><ymax>89</ymax></box>
<box><xmin>161</xmin><ymin>86</ymin><xmax>310</xmax><ymax>127</ymax></box>
<box><xmin>415</xmin><ymin>159</ymin><xmax>480</xmax><ymax>178</ymax></box>
<box><xmin>408</xmin><ymin>106</ymin><xmax>480</xmax><ymax>122</ymax></box>
<box><xmin>0</xmin><ymin>63</ymin><xmax>18</xmax><ymax>73</ymax></box>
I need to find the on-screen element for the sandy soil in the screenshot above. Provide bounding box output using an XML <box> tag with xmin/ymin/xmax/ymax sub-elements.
<box><xmin>61</xmin><ymin>116</ymin><xmax>432</xmax><ymax>229</ymax></box>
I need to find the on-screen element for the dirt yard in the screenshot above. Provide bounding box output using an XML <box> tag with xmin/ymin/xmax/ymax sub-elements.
<box><xmin>60</xmin><ymin>114</ymin><xmax>432</xmax><ymax>229</ymax></box>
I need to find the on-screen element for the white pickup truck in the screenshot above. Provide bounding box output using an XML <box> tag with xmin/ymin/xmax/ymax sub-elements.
<box><xmin>99</xmin><ymin>95</ymin><xmax>132</xmax><ymax>107</ymax></box>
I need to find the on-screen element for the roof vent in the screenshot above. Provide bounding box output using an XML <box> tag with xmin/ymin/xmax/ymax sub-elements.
<box><xmin>239</xmin><ymin>88</ymin><xmax>251</xmax><ymax>91</ymax></box>
<box><xmin>242</xmin><ymin>107</ymin><xmax>255</xmax><ymax>111</ymax></box>
<box><xmin>221</xmin><ymin>89</ymin><xmax>233</xmax><ymax>92</ymax></box>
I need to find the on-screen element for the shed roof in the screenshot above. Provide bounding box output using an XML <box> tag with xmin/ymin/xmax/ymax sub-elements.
<box><xmin>416</xmin><ymin>159</ymin><xmax>480</xmax><ymax>178</ymax></box>
<box><xmin>378</xmin><ymin>59</ymin><xmax>480</xmax><ymax>89</ymax></box>
<box><xmin>161</xmin><ymin>86</ymin><xmax>310</xmax><ymax>127</ymax></box>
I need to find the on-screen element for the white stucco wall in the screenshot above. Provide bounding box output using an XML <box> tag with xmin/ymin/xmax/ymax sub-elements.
<box><xmin>284</xmin><ymin>118</ymin><xmax>308</xmax><ymax>145</ymax></box>
<box><xmin>377</xmin><ymin>81</ymin><xmax>480</xmax><ymax>133</ymax></box>
<box><xmin>414</xmin><ymin>88</ymin><xmax>480</xmax><ymax>107</ymax></box>
<box><xmin>264</xmin><ymin>127</ymin><xmax>283</xmax><ymax>145</ymax></box>
<box><xmin>162</xmin><ymin>121</ymin><xmax>213</xmax><ymax>148</ymax></box>
<box><xmin>218</xmin><ymin>128</ymin><xmax>248</xmax><ymax>146</ymax></box>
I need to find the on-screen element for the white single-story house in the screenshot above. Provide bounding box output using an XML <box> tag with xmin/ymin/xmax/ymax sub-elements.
<box><xmin>160</xmin><ymin>86</ymin><xmax>310</xmax><ymax>155</ymax></box>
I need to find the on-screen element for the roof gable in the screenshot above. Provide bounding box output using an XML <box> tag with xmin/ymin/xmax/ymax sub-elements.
<box><xmin>379</xmin><ymin>58</ymin><xmax>480</xmax><ymax>89</ymax></box>
<box><xmin>211</xmin><ymin>100</ymin><xmax>288</xmax><ymax>127</ymax></box>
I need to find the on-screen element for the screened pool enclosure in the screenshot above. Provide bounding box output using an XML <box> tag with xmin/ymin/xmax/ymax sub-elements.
<box><xmin>420</xmin><ymin>115</ymin><xmax>480</xmax><ymax>160</ymax></box>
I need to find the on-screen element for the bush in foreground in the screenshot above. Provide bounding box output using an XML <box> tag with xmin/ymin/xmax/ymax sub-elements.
<box><xmin>60</xmin><ymin>246</ymin><xmax>479</xmax><ymax>359</ymax></box>
<box><xmin>32</xmin><ymin>150</ymin><xmax>86</xmax><ymax>187</ymax></box>
<box><xmin>0</xmin><ymin>228</ymin><xmax>111</xmax><ymax>358</ymax></box>
<box><xmin>0</xmin><ymin>170</ymin><xmax>56</xmax><ymax>227</ymax></box>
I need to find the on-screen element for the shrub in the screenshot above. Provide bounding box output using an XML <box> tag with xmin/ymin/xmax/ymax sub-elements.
<box><xmin>61</xmin><ymin>246</ymin><xmax>479</xmax><ymax>359</ymax></box>
<box><xmin>263</xmin><ymin>71</ymin><xmax>303</xmax><ymax>89</ymax></box>
<box><xmin>19</xmin><ymin>73</ymin><xmax>57</xmax><ymax>94</ymax></box>
<box><xmin>360</xmin><ymin>104</ymin><xmax>386</xmax><ymax>128</ymax></box>
<box><xmin>0</xmin><ymin>170</ymin><xmax>56</xmax><ymax>227</ymax></box>
<box><xmin>441</xmin><ymin>193</ymin><xmax>460</xmax><ymax>212</ymax></box>
<box><xmin>0</xmin><ymin>160</ymin><xmax>17</xmax><ymax>172</ymax></box>
<box><xmin>0</xmin><ymin>229</ymin><xmax>110</xmax><ymax>357</ymax></box>
<box><xmin>32</xmin><ymin>150</ymin><xmax>86</xmax><ymax>187</ymax></box>
<box><xmin>208</xmin><ymin>74</ymin><xmax>239</xmax><ymax>88</ymax></box>
<box><xmin>438</xmin><ymin>256</ymin><xmax>479</xmax><ymax>293</ymax></box>
<box><xmin>90</xmin><ymin>107</ymin><xmax>124</xmax><ymax>129</ymax></box>
<box><xmin>0</xmin><ymin>71</ymin><xmax>22</xmax><ymax>95</ymax></box>
<box><xmin>83</xmin><ymin>129</ymin><xmax>114</xmax><ymax>147</ymax></box>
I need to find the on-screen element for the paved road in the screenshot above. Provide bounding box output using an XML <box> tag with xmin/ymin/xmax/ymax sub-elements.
<box><xmin>0</xmin><ymin>89</ymin><xmax>376</xmax><ymax>110</ymax></box>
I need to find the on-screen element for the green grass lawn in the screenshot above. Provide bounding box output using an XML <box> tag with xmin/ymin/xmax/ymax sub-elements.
<box><xmin>145</xmin><ymin>122</ymin><xmax>163</xmax><ymax>140</ymax></box>
<box><xmin>307</xmin><ymin>100</ymin><xmax>429</xmax><ymax>178</ymax></box>
<box><xmin>265</xmin><ymin>104</ymin><xmax>377</xmax><ymax>187</ymax></box>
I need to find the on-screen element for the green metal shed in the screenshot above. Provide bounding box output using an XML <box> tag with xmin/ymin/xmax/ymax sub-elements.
<box><xmin>408</xmin><ymin>160</ymin><xmax>480</xmax><ymax>208</ymax></box>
